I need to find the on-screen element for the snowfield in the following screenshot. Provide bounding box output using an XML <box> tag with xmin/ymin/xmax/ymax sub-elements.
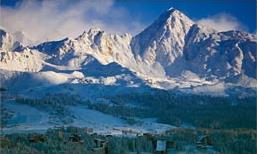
<box><xmin>0</xmin><ymin>8</ymin><xmax>256</xmax><ymax>98</ymax></box>
<box><xmin>70</xmin><ymin>106</ymin><xmax>175</xmax><ymax>135</ymax></box>
<box><xmin>2</xmin><ymin>100</ymin><xmax>52</xmax><ymax>134</ymax></box>
<box><xmin>1</xmin><ymin>101</ymin><xmax>175</xmax><ymax>135</ymax></box>
<box><xmin>0</xmin><ymin>7</ymin><xmax>256</xmax><ymax>137</ymax></box>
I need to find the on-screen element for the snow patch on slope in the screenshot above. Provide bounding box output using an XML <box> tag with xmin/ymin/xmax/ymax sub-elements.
<box><xmin>0</xmin><ymin>7</ymin><xmax>256</xmax><ymax>95</ymax></box>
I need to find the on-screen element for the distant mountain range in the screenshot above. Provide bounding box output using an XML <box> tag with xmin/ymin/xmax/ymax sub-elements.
<box><xmin>0</xmin><ymin>8</ymin><xmax>256</xmax><ymax>97</ymax></box>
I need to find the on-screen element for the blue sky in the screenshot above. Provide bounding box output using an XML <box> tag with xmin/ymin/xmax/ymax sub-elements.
<box><xmin>0</xmin><ymin>0</ymin><xmax>256</xmax><ymax>42</ymax></box>
<box><xmin>118</xmin><ymin>0</ymin><xmax>256</xmax><ymax>32</ymax></box>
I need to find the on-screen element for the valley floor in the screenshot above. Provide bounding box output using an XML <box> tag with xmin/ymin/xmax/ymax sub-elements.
<box><xmin>1</xmin><ymin>100</ymin><xmax>174</xmax><ymax>136</ymax></box>
<box><xmin>0</xmin><ymin>91</ymin><xmax>256</xmax><ymax>154</ymax></box>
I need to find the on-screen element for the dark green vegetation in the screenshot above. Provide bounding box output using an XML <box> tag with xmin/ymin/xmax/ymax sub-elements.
<box><xmin>14</xmin><ymin>94</ymin><xmax>81</xmax><ymax>125</ymax></box>
<box><xmin>0</xmin><ymin>107</ymin><xmax>14</xmax><ymax>127</ymax></box>
<box><xmin>0</xmin><ymin>127</ymin><xmax>154</xmax><ymax>154</ymax></box>
<box><xmin>0</xmin><ymin>127</ymin><xmax>256</xmax><ymax>154</ymax></box>
<box><xmin>89</xmin><ymin>91</ymin><xmax>256</xmax><ymax>129</ymax></box>
<box><xmin>13</xmin><ymin>90</ymin><xmax>256</xmax><ymax>129</ymax></box>
<box><xmin>13</xmin><ymin>91</ymin><xmax>256</xmax><ymax>129</ymax></box>
<box><xmin>1</xmin><ymin>90</ymin><xmax>256</xmax><ymax>153</ymax></box>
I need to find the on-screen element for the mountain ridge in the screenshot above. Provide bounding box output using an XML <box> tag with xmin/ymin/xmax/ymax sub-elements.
<box><xmin>0</xmin><ymin>8</ymin><xmax>256</xmax><ymax>96</ymax></box>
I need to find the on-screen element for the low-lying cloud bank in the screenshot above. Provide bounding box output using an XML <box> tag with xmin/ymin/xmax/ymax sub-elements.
<box><xmin>0</xmin><ymin>1</ymin><xmax>252</xmax><ymax>44</ymax></box>
<box><xmin>196</xmin><ymin>13</ymin><xmax>247</xmax><ymax>32</ymax></box>
<box><xmin>0</xmin><ymin>0</ymin><xmax>144</xmax><ymax>44</ymax></box>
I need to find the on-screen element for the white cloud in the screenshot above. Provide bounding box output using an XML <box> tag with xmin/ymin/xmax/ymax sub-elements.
<box><xmin>0</xmin><ymin>0</ymin><xmax>144</xmax><ymax>43</ymax></box>
<box><xmin>196</xmin><ymin>13</ymin><xmax>247</xmax><ymax>32</ymax></box>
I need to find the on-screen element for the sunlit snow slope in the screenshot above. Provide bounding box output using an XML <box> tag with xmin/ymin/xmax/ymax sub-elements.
<box><xmin>0</xmin><ymin>8</ymin><xmax>256</xmax><ymax>96</ymax></box>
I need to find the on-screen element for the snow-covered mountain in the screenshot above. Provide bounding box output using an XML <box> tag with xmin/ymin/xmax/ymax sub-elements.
<box><xmin>131</xmin><ymin>8</ymin><xmax>193</xmax><ymax>68</ymax></box>
<box><xmin>0</xmin><ymin>8</ymin><xmax>256</xmax><ymax>97</ymax></box>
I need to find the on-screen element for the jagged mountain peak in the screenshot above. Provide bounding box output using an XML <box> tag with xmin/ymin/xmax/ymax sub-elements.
<box><xmin>77</xmin><ymin>27</ymin><xmax>104</xmax><ymax>40</ymax></box>
<box><xmin>131</xmin><ymin>7</ymin><xmax>194</xmax><ymax>67</ymax></box>
<box><xmin>162</xmin><ymin>7</ymin><xmax>192</xmax><ymax>23</ymax></box>
<box><xmin>134</xmin><ymin>7</ymin><xmax>194</xmax><ymax>38</ymax></box>
<box><xmin>0</xmin><ymin>8</ymin><xmax>256</xmax><ymax>92</ymax></box>
<box><xmin>167</xmin><ymin>7</ymin><xmax>175</xmax><ymax>11</ymax></box>
<box><xmin>88</xmin><ymin>27</ymin><xmax>103</xmax><ymax>34</ymax></box>
<box><xmin>0</xmin><ymin>29</ymin><xmax>24</xmax><ymax>52</ymax></box>
<box><xmin>0</xmin><ymin>29</ymin><xmax>12</xmax><ymax>51</ymax></box>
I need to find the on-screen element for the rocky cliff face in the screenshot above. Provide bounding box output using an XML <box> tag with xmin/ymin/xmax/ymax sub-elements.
<box><xmin>131</xmin><ymin>8</ymin><xmax>193</xmax><ymax>68</ymax></box>
<box><xmin>0</xmin><ymin>8</ymin><xmax>256</xmax><ymax>92</ymax></box>
<box><xmin>184</xmin><ymin>25</ymin><xmax>256</xmax><ymax>80</ymax></box>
